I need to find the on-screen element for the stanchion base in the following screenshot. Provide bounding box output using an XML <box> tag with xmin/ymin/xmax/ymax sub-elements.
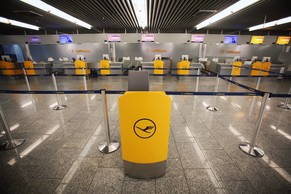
<box><xmin>277</xmin><ymin>104</ymin><xmax>291</xmax><ymax>110</ymax></box>
<box><xmin>0</xmin><ymin>139</ymin><xmax>25</xmax><ymax>151</ymax></box>
<box><xmin>239</xmin><ymin>142</ymin><xmax>264</xmax><ymax>157</ymax></box>
<box><xmin>98</xmin><ymin>141</ymin><xmax>120</xmax><ymax>154</ymax></box>
<box><xmin>53</xmin><ymin>105</ymin><xmax>67</xmax><ymax>110</ymax></box>
<box><xmin>206</xmin><ymin>106</ymin><xmax>218</xmax><ymax>112</ymax></box>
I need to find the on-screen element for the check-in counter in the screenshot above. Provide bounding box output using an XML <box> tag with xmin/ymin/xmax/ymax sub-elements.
<box><xmin>62</xmin><ymin>63</ymin><xmax>75</xmax><ymax>75</ymax></box>
<box><xmin>216</xmin><ymin>62</ymin><xmax>286</xmax><ymax>76</ymax></box>
<box><xmin>190</xmin><ymin>62</ymin><xmax>204</xmax><ymax>75</ymax></box>
<box><xmin>110</xmin><ymin>62</ymin><xmax>123</xmax><ymax>75</ymax></box>
<box><xmin>216</xmin><ymin>63</ymin><xmax>232</xmax><ymax>75</ymax></box>
<box><xmin>141</xmin><ymin>61</ymin><xmax>154</xmax><ymax>74</ymax></box>
<box><xmin>32</xmin><ymin>63</ymin><xmax>52</xmax><ymax>75</ymax></box>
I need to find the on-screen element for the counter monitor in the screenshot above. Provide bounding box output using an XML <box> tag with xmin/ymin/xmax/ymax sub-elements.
<box><xmin>276</xmin><ymin>36</ymin><xmax>290</xmax><ymax>45</ymax></box>
<box><xmin>224</xmin><ymin>35</ymin><xmax>238</xmax><ymax>44</ymax></box>
<box><xmin>141</xmin><ymin>34</ymin><xmax>154</xmax><ymax>42</ymax></box>
<box><xmin>29</xmin><ymin>36</ymin><xmax>41</xmax><ymax>44</ymax></box>
<box><xmin>59</xmin><ymin>35</ymin><xmax>73</xmax><ymax>44</ymax></box>
<box><xmin>251</xmin><ymin>36</ymin><xmax>264</xmax><ymax>44</ymax></box>
<box><xmin>108</xmin><ymin>34</ymin><xmax>121</xmax><ymax>42</ymax></box>
<box><xmin>191</xmin><ymin>35</ymin><xmax>204</xmax><ymax>43</ymax></box>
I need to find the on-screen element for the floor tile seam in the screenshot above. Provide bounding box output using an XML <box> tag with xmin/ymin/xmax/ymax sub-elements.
<box><xmin>188</xmin><ymin>134</ymin><xmax>223</xmax><ymax>189</ymax></box>
<box><xmin>171</xmin><ymin>122</ymin><xmax>192</xmax><ymax>193</ymax></box>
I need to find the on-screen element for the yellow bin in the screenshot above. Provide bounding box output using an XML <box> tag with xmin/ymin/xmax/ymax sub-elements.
<box><xmin>119</xmin><ymin>91</ymin><xmax>171</xmax><ymax>178</ymax></box>
<box><xmin>153</xmin><ymin>60</ymin><xmax>164</xmax><ymax>75</ymax></box>
<box><xmin>177</xmin><ymin>60</ymin><xmax>190</xmax><ymax>75</ymax></box>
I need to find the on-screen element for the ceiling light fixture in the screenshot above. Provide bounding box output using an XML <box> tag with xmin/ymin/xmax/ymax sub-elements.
<box><xmin>131</xmin><ymin>0</ymin><xmax>147</xmax><ymax>29</ymax></box>
<box><xmin>195</xmin><ymin>0</ymin><xmax>260</xmax><ymax>30</ymax></box>
<box><xmin>0</xmin><ymin>16</ymin><xmax>39</xmax><ymax>30</ymax></box>
<box><xmin>20</xmin><ymin>0</ymin><xmax>92</xmax><ymax>29</ymax></box>
<box><xmin>249</xmin><ymin>16</ymin><xmax>291</xmax><ymax>31</ymax></box>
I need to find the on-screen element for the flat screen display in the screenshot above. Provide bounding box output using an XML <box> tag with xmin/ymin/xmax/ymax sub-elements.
<box><xmin>108</xmin><ymin>34</ymin><xmax>121</xmax><ymax>42</ymax></box>
<box><xmin>251</xmin><ymin>36</ymin><xmax>264</xmax><ymax>44</ymax></box>
<box><xmin>59</xmin><ymin>35</ymin><xmax>73</xmax><ymax>44</ymax></box>
<box><xmin>141</xmin><ymin>34</ymin><xmax>154</xmax><ymax>42</ymax></box>
<box><xmin>224</xmin><ymin>35</ymin><xmax>238</xmax><ymax>44</ymax></box>
<box><xmin>29</xmin><ymin>36</ymin><xmax>41</xmax><ymax>44</ymax></box>
<box><xmin>191</xmin><ymin>35</ymin><xmax>204</xmax><ymax>43</ymax></box>
<box><xmin>276</xmin><ymin>36</ymin><xmax>290</xmax><ymax>45</ymax></box>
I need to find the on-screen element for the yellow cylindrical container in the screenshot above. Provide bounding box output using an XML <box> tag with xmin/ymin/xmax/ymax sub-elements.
<box><xmin>153</xmin><ymin>60</ymin><xmax>164</xmax><ymax>75</ymax></box>
<box><xmin>119</xmin><ymin>91</ymin><xmax>171</xmax><ymax>178</ymax></box>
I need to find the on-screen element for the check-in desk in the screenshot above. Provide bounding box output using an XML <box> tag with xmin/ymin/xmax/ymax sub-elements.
<box><xmin>0</xmin><ymin>61</ymin><xmax>23</xmax><ymax>75</ymax></box>
<box><xmin>216</xmin><ymin>63</ymin><xmax>232</xmax><ymax>75</ymax></box>
<box><xmin>141</xmin><ymin>61</ymin><xmax>154</xmax><ymax>74</ymax></box>
<box><xmin>190</xmin><ymin>63</ymin><xmax>204</xmax><ymax>75</ymax></box>
<box><xmin>32</xmin><ymin>63</ymin><xmax>52</xmax><ymax>75</ymax></box>
<box><xmin>110</xmin><ymin>62</ymin><xmax>123</xmax><ymax>75</ymax></box>
<box><xmin>62</xmin><ymin>63</ymin><xmax>75</xmax><ymax>75</ymax></box>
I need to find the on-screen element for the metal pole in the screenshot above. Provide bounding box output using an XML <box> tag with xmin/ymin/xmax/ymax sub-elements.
<box><xmin>255</xmin><ymin>69</ymin><xmax>262</xmax><ymax>90</ymax></box>
<box><xmin>51</xmin><ymin>73</ymin><xmax>66</xmax><ymax>110</ymax></box>
<box><xmin>196</xmin><ymin>68</ymin><xmax>200</xmax><ymax>92</ymax></box>
<box><xmin>0</xmin><ymin>106</ymin><xmax>25</xmax><ymax>150</ymax></box>
<box><xmin>206</xmin><ymin>75</ymin><xmax>219</xmax><ymax>111</ymax></box>
<box><xmin>239</xmin><ymin>93</ymin><xmax>269</xmax><ymax>157</ymax></box>
<box><xmin>82</xmin><ymin>68</ymin><xmax>87</xmax><ymax>90</ymax></box>
<box><xmin>98</xmin><ymin>89</ymin><xmax>119</xmax><ymax>153</ymax></box>
<box><xmin>23</xmin><ymin>68</ymin><xmax>31</xmax><ymax>91</ymax></box>
<box><xmin>277</xmin><ymin>87</ymin><xmax>291</xmax><ymax>109</ymax></box>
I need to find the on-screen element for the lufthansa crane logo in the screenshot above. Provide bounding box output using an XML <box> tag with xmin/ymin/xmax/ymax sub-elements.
<box><xmin>133</xmin><ymin>118</ymin><xmax>156</xmax><ymax>139</ymax></box>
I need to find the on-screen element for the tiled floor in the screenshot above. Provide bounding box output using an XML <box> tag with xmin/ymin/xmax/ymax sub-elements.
<box><xmin>0</xmin><ymin>75</ymin><xmax>290</xmax><ymax>193</ymax></box>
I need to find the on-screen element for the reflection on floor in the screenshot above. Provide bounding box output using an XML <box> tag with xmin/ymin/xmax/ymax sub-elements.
<box><xmin>0</xmin><ymin>76</ymin><xmax>291</xmax><ymax>193</ymax></box>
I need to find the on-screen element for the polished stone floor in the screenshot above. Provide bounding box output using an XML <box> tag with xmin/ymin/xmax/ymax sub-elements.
<box><xmin>0</xmin><ymin>75</ymin><xmax>290</xmax><ymax>193</ymax></box>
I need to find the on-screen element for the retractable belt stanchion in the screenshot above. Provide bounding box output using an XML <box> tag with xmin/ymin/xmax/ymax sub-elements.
<box><xmin>22</xmin><ymin>68</ymin><xmax>31</xmax><ymax>91</ymax></box>
<box><xmin>277</xmin><ymin>87</ymin><xmax>291</xmax><ymax>110</ymax></box>
<box><xmin>98</xmin><ymin>89</ymin><xmax>120</xmax><ymax>153</ymax></box>
<box><xmin>239</xmin><ymin>92</ymin><xmax>269</xmax><ymax>157</ymax></box>
<box><xmin>255</xmin><ymin>69</ymin><xmax>262</xmax><ymax>90</ymax></box>
<box><xmin>206</xmin><ymin>75</ymin><xmax>219</xmax><ymax>111</ymax></box>
<box><xmin>51</xmin><ymin>73</ymin><xmax>66</xmax><ymax>110</ymax></box>
<box><xmin>82</xmin><ymin>68</ymin><xmax>88</xmax><ymax>90</ymax></box>
<box><xmin>196</xmin><ymin>68</ymin><xmax>200</xmax><ymax>92</ymax></box>
<box><xmin>0</xmin><ymin>106</ymin><xmax>25</xmax><ymax>150</ymax></box>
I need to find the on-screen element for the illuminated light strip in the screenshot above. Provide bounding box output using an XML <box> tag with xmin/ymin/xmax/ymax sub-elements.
<box><xmin>7</xmin><ymin>124</ymin><xmax>60</xmax><ymax>166</ymax></box>
<box><xmin>21</xmin><ymin>101</ymin><xmax>33</xmax><ymax>108</ymax></box>
<box><xmin>131</xmin><ymin>0</ymin><xmax>147</xmax><ymax>29</ymax></box>
<box><xmin>20</xmin><ymin>0</ymin><xmax>92</xmax><ymax>29</ymax></box>
<box><xmin>196</xmin><ymin>0</ymin><xmax>260</xmax><ymax>30</ymax></box>
<box><xmin>249</xmin><ymin>16</ymin><xmax>291</xmax><ymax>31</ymax></box>
<box><xmin>0</xmin><ymin>16</ymin><xmax>39</xmax><ymax>30</ymax></box>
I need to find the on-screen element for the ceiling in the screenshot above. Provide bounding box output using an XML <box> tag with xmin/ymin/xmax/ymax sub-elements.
<box><xmin>0</xmin><ymin>0</ymin><xmax>290</xmax><ymax>35</ymax></box>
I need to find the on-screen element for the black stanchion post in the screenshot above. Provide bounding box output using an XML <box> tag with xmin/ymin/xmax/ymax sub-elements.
<box><xmin>239</xmin><ymin>92</ymin><xmax>269</xmax><ymax>157</ymax></box>
<box><xmin>0</xmin><ymin>106</ymin><xmax>25</xmax><ymax>150</ymax></box>
<box><xmin>206</xmin><ymin>75</ymin><xmax>219</xmax><ymax>111</ymax></box>
<box><xmin>51</xmin><ymin>73</ymin><xmax>66</xmax><ymax>110</ymax></box>
<box><xmin>22</xmin><ymin>68</ymin><xmax>31</xmax><ymax>91</ymax></box>
<box><xmin>98</xmin><ymin>89</ymin><xmax>119</xmax><ymax>153</ymax></box>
